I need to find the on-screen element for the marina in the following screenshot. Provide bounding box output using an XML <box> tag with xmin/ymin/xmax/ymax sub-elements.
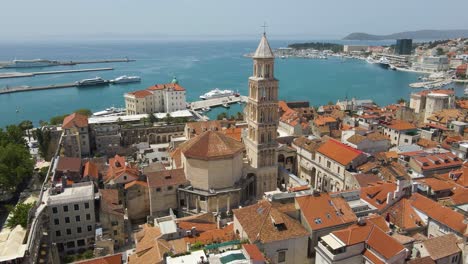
<box><xmin>0</xmin><ymin>67</ymin><xmax>114</xmax><ymax>79</ymax></box>
<box><xmin>189</xmin><ymin>95</ymin><xmax>247</xmax><ymax>111</ymax></box>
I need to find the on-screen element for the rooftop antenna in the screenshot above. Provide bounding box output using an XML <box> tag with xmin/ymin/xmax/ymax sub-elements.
<box><xmin>261</xmin><ymin>22</ymin><xmax>268</xmax><ymax>35</ymax></box>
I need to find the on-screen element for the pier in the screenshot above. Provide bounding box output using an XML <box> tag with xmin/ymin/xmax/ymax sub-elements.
<box><xmin>0</xmin><ymin>83</ymin><xmax>78</xmax><ymax>94</ymax></box>
<box><xmin>189</xmin><ymin>96</ymin><xmax>248</xmax><ymax>110</ymax></box>
<box><xmin>0</xmin><ymin>67</ymin><xmax>114</xmax><ymax>79</ymax></box>
<box><xmin>0</xmin><ymin>58</ymin><xmax>134</xmax><ymax>68</ymax></box>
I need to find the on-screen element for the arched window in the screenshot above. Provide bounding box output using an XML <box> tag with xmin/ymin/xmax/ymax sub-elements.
<box><xmin>260</xmin><ymin>133</ymin><xmax>264</xmax><ymax>143</ymax></box>
<box><xmin>260</xmin><ymin>111</ymin><xmax>264</xmax><ymax>122</ymax></box>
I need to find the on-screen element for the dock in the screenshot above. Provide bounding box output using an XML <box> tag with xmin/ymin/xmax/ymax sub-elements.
<box><xmin>0</xmin><ymin>83</ymin><xmax>77</xmax><ymax>94</ymax></box>
<box><xmin>189</xmin><ymin>96</ymin><xmax>248</xmax><ymax>110</ymax></box>
<box><xmin>0</xmin><ymin>67</ymin><xmax>114</xmax><ymax>79</ymax></box>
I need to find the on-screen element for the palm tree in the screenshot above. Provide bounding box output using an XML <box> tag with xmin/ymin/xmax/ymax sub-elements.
<box><xmin>18</xmin><ymin>120</ymin><xmax>33</xmax><ymax>140</ymax></box>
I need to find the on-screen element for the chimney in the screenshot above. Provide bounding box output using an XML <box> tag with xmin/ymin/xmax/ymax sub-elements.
<box><xmin>387</xmin><ymin>192</ymin><xmax>393</xmax><ymax>205</ymax></box>
<box><xmin>61</xmin><ymin>176</ymin><xmax>68</xmax><ymax>190</ymax></box>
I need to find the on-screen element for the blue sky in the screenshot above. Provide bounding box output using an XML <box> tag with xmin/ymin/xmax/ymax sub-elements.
<box><xmin>2</xmin><ymin>0</ymin><xmax>467</xmax><ymax>40</ymax></box>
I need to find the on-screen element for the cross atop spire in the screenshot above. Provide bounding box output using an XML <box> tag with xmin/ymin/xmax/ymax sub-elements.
<box><xmin>261</xmin><ymin>22</ymin><xmax>268</xmax><ymax>35</ymax></box>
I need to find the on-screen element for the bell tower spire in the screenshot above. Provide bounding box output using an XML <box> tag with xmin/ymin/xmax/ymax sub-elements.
<box><xmin>244</xmin><ymin>32</ymin><xmax>278</xmax><ymax>197</ymax></box>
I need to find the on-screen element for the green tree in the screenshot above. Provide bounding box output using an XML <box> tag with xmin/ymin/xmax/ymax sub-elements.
<box><xmin>18</xmin><ymin>120</ymin><xmax>33</xmax><ymax>140</ymax></box>
<box><xmin>0</xmin><ymin>143</ymin><xmax>34</xmax><ymax>191</ymax></box>
<box><xmin>50</xmin><ymin>114</ymin><xmax>67</xmax><ymax>126</ymax></box>
<box><xmin>5</xmin><ymin>202</ymin><xmax>34</xmax><ymax>228</ymax></box>
<box><xmin>164</xmin><ymin>113</ymin><xmax>174</xmax><ymax>124</ymax></box>
<box><xmin>74</xmin><ymin>108</ymin><xmax>92</xmax><ymax>117</ymax></box>
<box><xmin>34</xmin><ymin>128</ymin><xmax>51</xmax><ymax>159</ymax></box>
<box><xmin>236</xmin><ymin>112</ymin><xmax>243</xmax><ymax>121</ymax></box>
<box><xmin>38</xmin><ymin>166</ymin><xmax>49</xmax><ymax>181</ymax></box>
<box><xmin>116</xmin><ymin>117</ymin><xmax>124</xmax><ymax>129</ymax></box>
<box><xmin>327</xmin><ymin>101</ymin><xmax>334</xmax><ymax>105</ymax></box>
<box><xmin>217</xmin><ymin>112</ymin><xmax>228</xmax><ymax>120</ymax></box>
<box><xmin>397</xmin><ymin>98</ymin><xmax>407</xmax><ymax>104</ymax></box>
<box><xmin>0</xmin><ymin>125</ymin><xmax>26</xmax><ymax>146</ymax></box>
<box><xmin>140</xmin><ymin>117</ymin><xmax>149</xmax><ymax>126</ymax></box>
<box><xmin>436</xmin><ymin>47</ymin><xmax>444</xmax><ymax>56</ymax></box>
<box><xmin>148</xmin><ymin>113</ymin><xmax>159</xmax><ymax>124</ymax></box>
<box><xmin>38</xmin><ymin>120</ymin><xmax>49</xmax><ymax>127</ymax></box>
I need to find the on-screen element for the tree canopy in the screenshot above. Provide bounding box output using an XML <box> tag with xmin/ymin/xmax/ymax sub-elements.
<box><xmin>74</xmin><ymin>108</ymin><xmax>93</xmax><ymax>117</ymax></box>
<box><xmin>0</xmin><ymin>125</ymin><xmax>34</xmax><ymax>192</ymax></box>
<box><xmin>5</xmin><ymin>202</ymin><xmax>34</xmax><ymax>228</ymax></box>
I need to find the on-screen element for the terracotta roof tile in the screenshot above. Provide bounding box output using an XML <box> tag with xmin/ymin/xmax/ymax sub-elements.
<box><xmin>74</xmin><ymin>253</ymin><xmax>122</xmax><ymax>264</ymax></box>
<box><xmin>360</xmin><ymin>182</ymin><xmax>397</xmax><ymax>210</ymax></box>
<box><xmin>184</xmin><ymin>223</ymin><xmax>236</xmax><ymax>245</ymax></box>
<box><xmin>383</xmin><ymin>119</ymin><xmax>417</xmax><ymax>131</ymax></box>
<box><xmin>146</xmin><ymin>168</ymin><xmax>188</xmax><ymax>188</ymax></box>
<box><xmin>99</xmin><ymin>189</ymin><xmax>124</xmax><ymax>216</ymax></box>
<box><xmin>56</xmin><ymin>156</ymin><xmax>82</xmax><ymax>173</ymax></box>
<box><xmin>412</xmin><ymin>152</ymin><xmax>463</xmax><ymax>172</ymax></box>
<box><xmin>124</xmin><ymin>180</ymin><xmax>148</xmax><ymax>190</ymax></box>
<box><xmin>147</xmin><ymin>83</ymin><xmax>185</xmax><ymax>92</ymax></box>
<box><xmin>385</xmin><ymin>198</ymin><xmax>424</xmax><ymax>230</ymax></box>
<box><xmin>233</xmin><ymin>200</ymin><xmax>309</xmax><ymax>243</ymax></box>
<box><xmin>127</xmin><ymin>89</ymin><xmax>153</xmax><ymax>98</ymax></box>
<box><xmin>317</xmin><ymin>139</ymin><xmax>364</xmax><ymax>166</ymax></box>
<box><xmin>293</xmin><ymin>136</ymin><xmax>323</xmax><ymax>153</ymax></box>
<box><xmin>407</xmin><ymin>256</ymin><xmax>436</xmax><ymax>264</ymax></box>
<box><xmin>180</xmin><ymin>131</ymin><xmax>244</xmax><ymax>160</ymax></box>
<box><xmin>62</xmin><ymin>113</ymin><xmax>88</xmax><ymax>128</ymax></box>
<box><xmin>409</xmin><ymin>193</ymin><xmax>468</xmax><ymax>236</ymax></box>
<box><xmin>242</xmin><ymin>244</ymin><xmax>266</xmax><ymax>261</ymax></box>
<box><xmin>353</xmin><ymin>174</ymin><xmax>381</xmax><ymax>187</ymax></box>
<box><xmin>295</xmin><ymin>193</ymin><xmax>357</xmax><ymax>230</ymax></box>
<box><xmin>83</xmin><ymin>161</ymin><xmax>99</xmax><ymax>179</ymax></box>
<box><xmin>422</xmin><ymin>234</ymin><xmax>461</xmax><ymax>260</ymax></box>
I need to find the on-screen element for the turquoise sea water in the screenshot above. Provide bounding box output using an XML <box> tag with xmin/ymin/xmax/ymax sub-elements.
<box><xmin>0</xmin><ymin>40</ymin><xmax>464</xmax><ymax>127</ymax></box>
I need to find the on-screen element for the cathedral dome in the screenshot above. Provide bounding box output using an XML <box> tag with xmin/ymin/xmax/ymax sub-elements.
<box><xmin>180</xmin><ymin>130</ymin><xmax>244</xmax><ymax>161</ymax></box>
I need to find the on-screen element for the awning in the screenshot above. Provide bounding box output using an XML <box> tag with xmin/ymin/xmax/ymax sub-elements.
<box><xmin>321</xmin><ymin>234</ymin><xmax>345</xmax><ymax>250</ymax></box>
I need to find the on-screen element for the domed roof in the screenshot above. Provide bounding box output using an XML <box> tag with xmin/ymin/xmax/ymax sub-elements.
<box><xmin>171</xmin><ymin>76</ymin><xmax>179</xmax><ymax>84</ymax></box>
<box><xmin>180</xmin><ymin>130</ymin><xmax>244</xmax><ymax>160</ymax></box>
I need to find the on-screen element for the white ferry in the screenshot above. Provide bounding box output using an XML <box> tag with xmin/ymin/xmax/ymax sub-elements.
<box><xmin>199</xmin><ymin>88</ymin><xmax>239</xmax><ymax>100</ymax></box>
<box><xmin>110</xmin><ymin>75</ymin><xmax>141</xmax><ymax>84</ymax></box>
<box><xmin>75</xmin><ymin>77</ymin><xmax>108</xmax><ymax>86</ymax></box>
<box><xmin>377</xmin><ymin>57</ymin><xmax>390</xmax><ymax>69</ymax></box>
<box><xmin>3</xmin><ymin>59</ymin><xmax>59</xmax><ymax>68</ymax></box>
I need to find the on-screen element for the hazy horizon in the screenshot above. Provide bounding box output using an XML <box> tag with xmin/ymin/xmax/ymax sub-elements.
<box><xmin>2</xmin><ymin>0</ymin><xmax>468</xmax><ymax>41</ymax></box>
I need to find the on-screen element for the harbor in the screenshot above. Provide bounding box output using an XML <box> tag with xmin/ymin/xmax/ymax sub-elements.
<box><xmin>0</xmin><ymin>83</ymin><xmax>84</xmax><ymax>94</ymax></box>
<box><xmin>0</xmin><ymin>67</ymin><xmax>114</xmax><ymax>79</ymax></box>
<box><xmin>189</xmin><ymin>95</ymin><xmax>247</xmax><ymax>111</ymax></box>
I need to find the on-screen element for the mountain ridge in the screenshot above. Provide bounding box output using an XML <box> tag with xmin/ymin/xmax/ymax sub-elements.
<box><xmin>343</xmin><ymin>29</ymin><xmax>468</xmax><ymax>40</ymax></box>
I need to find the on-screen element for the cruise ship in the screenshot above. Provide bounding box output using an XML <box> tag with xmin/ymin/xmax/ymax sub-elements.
<box><xmin>75</xmin><ymin>77</ymin><xmax>108</xmax><ymax>87</ymax></box>
<box><xmin>3</xmin><ymin>59</ymin><xmax>59</xmax><ymax>68</ymax></box>
<box><xmin>377</xmin><ymin>57</ymin><xmax>390</xmax><ymax>69</ymax></box>
<box><xmin>199</xmin><ymin>88</ymin><xmax>239</xmax><ymax>100</ymax></box>
<box><xmin>110</xmin><ymin>75</ymin><xmax>141</xmax><ymax>84</ymax></box>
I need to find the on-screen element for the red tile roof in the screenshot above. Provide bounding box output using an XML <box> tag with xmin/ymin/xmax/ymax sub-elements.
<box><xmin>412</xmin><ymin>152</ymin><xmax>463</xmax><ymax>171</ymax></box>
<box><xmin>74</xmin><ymin>253</ymin><xmax>122</xmax><ymax>264</ymax></box>
<box><xmin>410</xmin><ymin>193</ymin><xmax>468</xmax><ymax>237</ymax></box>
<box><xmin>99</xmin><ymin>189</ymin><xmax>124</xmax><ymax>216</ymax></box>
<box><xmin>383</xmin><ymin>120</ymin><xmax>417</xmax><ymax>131</ymax></box>
<box><xmin>233</xmin><ymin>200</ymin><xmax>309</xmax><ymax>243</ymax></box>
<box><xmin>184</xmin><ymin>223</ymin><xmax>236</xmax><ymax>245</ymax></box>
<box><xmin>62</xmin><ymin>113</ymin><xmax>88</xmax><ymax>128</ymax></box>
<box><xmin>295</xmin><ymin>193</ymin><xmax>357</xmax><ymax>230</ymax></box>
<box><xmin>124</xmin><ymin>180</ymin><xmax>148</xmax><ymax>190</ymax></box>
<box><xmin>243</xmin><ymin>244</ymin><xmax>266</xmax><ymax>261</ymax></box>
<box><xmin>56</xmin><ymin>156</ymin><xmax>82</xmax><ymax>173</ymax></box>
<box><xmin>146</xmin><ymin>168</ymin><xmax>188</xmax><ymax>188</ymax></box>
<box><xmin>317</xmin><ymin>139</ymin><xmax>364</xmax><ymax>166</ymax></box>
<box><xmin>127</xmin><ymin>89</ymin><xmax>153</xmax><ymax>98</ymax></box>
<box><xmin>83</xmin><ymin>161</ymin><xmax>99</xmax><ymax>179</ymax></box>
<box><xmin>360</xmin><ymin>182</ymin><xmax>397</xmax><ymax>210</ymax></box>
<box><xmin>332</xmin><ymin>219</ymin><xmax>405</xmax><ymax>260</ymax></box>
<box><xmin>385</xmin><ymin>198</ymin><xmax>424</xmax><ymax>230</ymax></box>
<box><xmin>180</xmin><ymin>131</ymin><xmax>244</xmax><ymax>160</ymax></box>
<box><xmin>147</xmin><ymin>83</ymin><xmax>185</xmax><ymax>91</ymax></box>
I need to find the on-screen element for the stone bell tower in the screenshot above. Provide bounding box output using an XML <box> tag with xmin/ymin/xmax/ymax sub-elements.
<box><xmin>244</xmin><ymin>33</ymin><xmax>279</xmax><ymax>196</ymax></box>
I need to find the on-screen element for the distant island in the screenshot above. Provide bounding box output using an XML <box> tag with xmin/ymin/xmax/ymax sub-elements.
<box><xmin>343</xmin><ymin>29</ymin><xmax>468</xmax><ymax>40</ymax></box>
<box><xmin>288</xmin><ymin>42</ymin><xmax>343</xmax><ymax>53</ymax></box>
